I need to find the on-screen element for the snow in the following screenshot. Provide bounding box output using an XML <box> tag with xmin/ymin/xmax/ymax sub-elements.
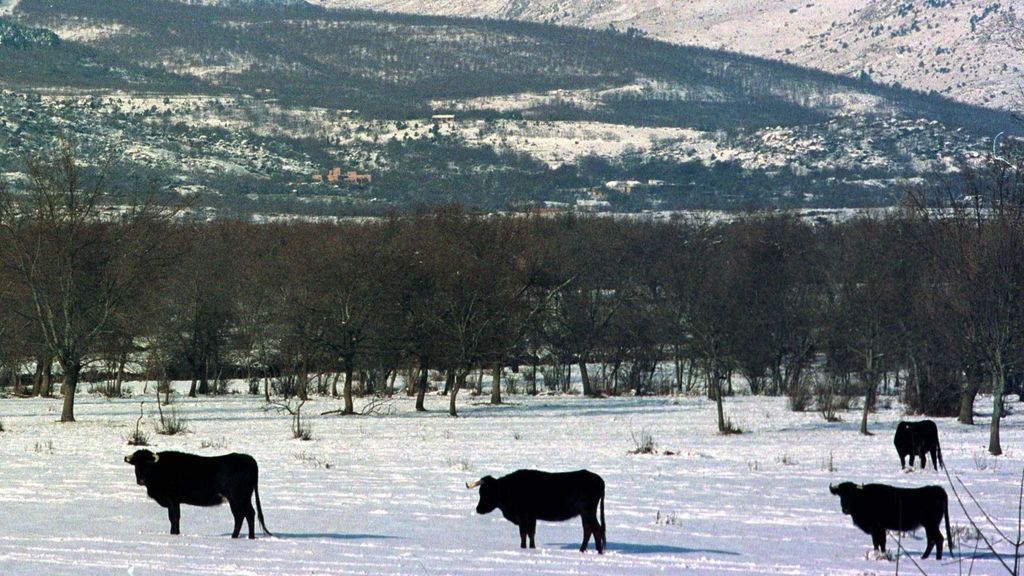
<box><xmin>0</xmin><ymin>0</ymin><xmax>19</xmax><ymax>16</ymax></box>
<box><xmin>308</xmin><ymin>0</ymin><xmax>1023</xmax><ymax>109</ymax></box>
<box><xmin>49</xmin><ymin>22</ymin><xmax>128</xmax><ymax>43</ymax></box>
<box><xmin>0</xmin><ymin>383</ymin><xmax>1021</xmax><ymax>575</ymax></box>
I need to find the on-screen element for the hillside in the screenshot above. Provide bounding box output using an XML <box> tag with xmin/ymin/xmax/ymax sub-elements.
<box><xmin>309</xmin><ymin>0</ymin><xmax>1023</xmax><ymax>110</ymax></box>
<box><xmin>0</xmin><ymin>0</ymin><xmax>1016</xmax><ymax>214</ymax></box>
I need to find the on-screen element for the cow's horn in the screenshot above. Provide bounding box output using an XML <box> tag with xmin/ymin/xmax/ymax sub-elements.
<box><xmin>124</xmin><ymin>456</ymin><xmax>131</xmax><ymax>463</ymax></box>
<box><xmin>466</xmin><ymin>479</ymin><xmax>481</xmax><ymax>489</ymax></box>
<box><xmin>828</xmin><ymin>483</ymin><xmax>837</xmax><ymax>494</ymax></box>
<box><xmin>151</xmin><ymin>453</ymin><xmax>159</xmax><ymax>463</ymax></box>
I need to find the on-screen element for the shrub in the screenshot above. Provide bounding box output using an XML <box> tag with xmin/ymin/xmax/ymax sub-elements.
<box><xmin>157</xmin><ymin>403</ymin><xmax>189</xmax><ymax>435</ymax></box>
<box><xmin>788</xmin><ymin>376</ymin><xmax>813</xmax><ymax>412</ymax></box>
<box><xmin>629</xmin><ymin>426</ymin><xmax>657</xmax><ymax>454</ymax></box>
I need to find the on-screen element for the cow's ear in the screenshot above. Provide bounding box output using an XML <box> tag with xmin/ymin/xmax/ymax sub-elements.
<box><xmin>124</xmin><ymin>456</ymin><xmax>132</xmax><ymax>464</ymax></box>
<box><xmin>829</xmin><ymin>483</ymin><xmax>838</xmax><ymax>495</ymax></box>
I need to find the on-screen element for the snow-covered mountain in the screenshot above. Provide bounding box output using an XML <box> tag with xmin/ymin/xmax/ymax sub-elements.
<box><xmin>308</xmin><ymin>0</ymin><xmax>1023</xmax><ymax>110</ymax></box>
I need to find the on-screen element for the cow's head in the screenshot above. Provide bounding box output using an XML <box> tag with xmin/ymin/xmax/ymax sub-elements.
<box><xmin>124</xmin><ymin>450</ymin><xmax>159</xmax><ymax>486</ymax></box>
<box><xmin>466</xmin><ymin>476</ymin><xmax>499</xmax><ymax>514</ymax></box>
<box><xmin>829</xmin><ymin>482</ymin><xmax>862</xmax><ymax>515</ymax></box>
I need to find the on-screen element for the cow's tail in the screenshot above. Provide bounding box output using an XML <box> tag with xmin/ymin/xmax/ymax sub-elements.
<box><xmin>255</xmin><ymin>471</ymin><xmax>272</xmax><ymax>536</ymax></box>
<box><xmin>599</xmin><ymin>485</ymin><xmax>606</xmax><ymax>547</ymax></box>
<box><xmin>937</xmin><ymin>438</ymin><xmax>945</xmax><ymax>469</ymax></box>
<box><xmin>945</xmin><ymin>499</ymin><xmax>954</xmax><ymax>559</ymax></box>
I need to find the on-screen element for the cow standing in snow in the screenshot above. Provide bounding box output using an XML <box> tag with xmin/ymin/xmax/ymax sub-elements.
<box><xmin>124</xmin><ymin>450</ymin><xmax>271</xmax><ymax>539</ymax></box>
<box><xmin>830</xmin><ymin>481</ymin><xmax>952</xmax><ymax>560</ymax></box>
<box><xmin>894</xmin><ymin>420</ymin><xmax>944</xmax><ymax>470</ymax></box>
<box><xmin>467</xmin><ymin>469</ymin><xmax>606</xmax><ymax>553</ymax></box>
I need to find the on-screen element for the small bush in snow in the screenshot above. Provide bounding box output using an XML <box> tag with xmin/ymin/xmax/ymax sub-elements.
<box><xmin>821</xmin><ymin>451</ymin><xmax>835</xmax><ymax>473</ymax></box>
<box><xmin>655</xmin><ymin>510</ymin><xmax>680</xmax><ymax>526</ymax></box>
<box><xmin>720</xmin><ymin>418</ymin><xmax>742</xmax><ymax>435</ymax></box>
<box><xmin>126</xmin><ymin>427</ymin><xmax>150</xmax><ymax>446</ymax></box>
<box><xmin>200</xmin><ymin>437</ymin><xmax>228</xmax><ymax>450</ymax></box>
<box><xmin>157</xmin><ymin>407</ymin><xmax>189</xmax><ymax>436</ymax></box>
<box><xmin>0</xmin><ymin>418</ymin><xmax>5</xmax><ymax>432</ymax></box>
<box><xmin>788</xmin><ymin>376</ymin><xmax>813</xmax><ymax>412</ymax></box>
<box><xmin>629</xmin><ymin>426</ymin><xmax>657</xmax><ymax>454</ymax></box>
<box><xmin>126</xmin><ymin>402</ymin><xmax>150</xmax><ymax>446</ymax></box>
<box><xmin>294</xmin><ymin>421</ymin><xmax>313</xmax><ymax>441</ymax></box>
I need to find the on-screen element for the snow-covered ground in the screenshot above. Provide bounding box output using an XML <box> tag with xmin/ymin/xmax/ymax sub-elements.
<box><xmin>310</xmin><ymin>0</ymin><xmax>1022</xmax><ymax>109</ymax></box>
<box><xmin>0</xmin><ymin>0</ymin><xmax>19</xmax><ymax>16</ymax></box>
<box><xmin>0</xmin><ymin>384</ymin><xmax>1021</xmax><ymax>575</ymax></box>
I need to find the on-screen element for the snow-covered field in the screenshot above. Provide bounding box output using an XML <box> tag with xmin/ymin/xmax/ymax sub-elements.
<box><xmin>1</xmin><ymin>384</ymin><xmax>1021</xmax><ymax>575</ymax></box>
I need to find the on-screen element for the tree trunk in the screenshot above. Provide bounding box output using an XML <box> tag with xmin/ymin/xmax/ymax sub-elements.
<box><xmin>442</xmin><ymin>370</ymin><xmax>453</xmax><ymax>396</ymax></box>
<box><xmin>959</xmin><ymin>366</ymin><xmax>982</xmax><ymax>425</ymax></box>
<box><xmin>415</xmin><ymin>365</ymin><xmax>428</xmax><ymax>412</ymax></box>
<box><xmin>297</xmin><ymin>357</ymin><xmax>309</xmax><ymax>401</ymax></box>
<box><xmin>13</xmin><ymin>365</ymin><xmax>22</xmax><ymax>397</ymax></box>
<box><xmin>579</xmin><ymin>360</ymin><xmax>593</xmax><ymax>397</ymax></box>
<box><xmin>60</xmin><ymin>362</ymin><xmax>81</xmax><ymax>422</ymax></box>
<box><xmin>35</xmin><ymin>357</ymin><xmax>53</xmax><ymax>397</ymax></box>
<box><xmin>188</xmin><ymin>362</ymin><xmax>198</xmax><ymax>398</ymax></box>
<box><xmin>32</xmin><ymin>357</ymin><xmax>43</xmax><ymax>396</ymax></box>
<box><xmin>331</xmin><ymin>371</ymin><xmax>341</xmax><ymax>398</ymax></box>
<box><xmin>989</xmin><ymin>363</ymin><xmax>1004</xmax><ymax>455</ymax></box>
<box><xmin>714</xmin><ymin>372</ymin><xmax>727</xmax><ymax>433</ymax></box>
<box><xmin>490</xmin><ymin>363</ymin><xmax>502</xmax><ymax>405</ymax></box>
<box><xmin>198</xmin><ymin>358</ymin><xmax>210</xmax><ymax>395</ymax></box>
<box><xmin>114</xmin><ymin>351</ymin><xmax>127</xmax><ymax>397</ymax></box>
<box><xmin>342</xmin><ymin>361</ymin><xmax>355</xmax><ymax>415</ymax></box>
<box><xmin>859</xmin><ymin>352</ymin><xmax>877</xmax><ymax>436</ymax></box>
<box><xmin>449</xmin><ymin>369</ymin><xmax>466</xmax><ymax>417</ymax></box>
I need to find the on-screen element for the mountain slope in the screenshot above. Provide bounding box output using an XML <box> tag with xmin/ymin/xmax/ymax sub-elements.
<box><xmin>307</xmin><ymin>0</ymin><xmax>1023</xmax><ymax>110</ymax></box>
<box><xmin>0</xmin><ymin>0</ymin><xmax>1016</xmax><ymax>215</ymax></box>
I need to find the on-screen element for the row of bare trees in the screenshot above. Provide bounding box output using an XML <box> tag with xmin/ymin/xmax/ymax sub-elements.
<box><xmin>0</xmin><ymin>142</ymin><xmax>1022</xmax><ymax>454</ymax></box>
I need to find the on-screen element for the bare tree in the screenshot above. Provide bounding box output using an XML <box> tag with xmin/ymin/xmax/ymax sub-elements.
<box><xmin>0</xmin><ymin>138</ymin><xmax>174</xmax><ymax>422</ymax></box>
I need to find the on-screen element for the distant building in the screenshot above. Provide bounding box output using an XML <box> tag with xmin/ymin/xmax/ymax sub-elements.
<box><xmin>431</xmin><ymin>114</ymin><xmax>456</xmax><ymax>124</ymax></box>
<box><xmin>344</xmin><ymin>171</ymin><xmax>372</xmax><ymax>185</ymax></box>
<box><xmin>324</xmin><ymin>167</ymin><xmax>372</xmax><ymax>185</ymax></box>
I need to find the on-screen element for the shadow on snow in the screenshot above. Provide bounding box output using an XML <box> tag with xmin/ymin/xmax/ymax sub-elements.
<box><xmin>221</xmin><ymin>532</ymin><xmax>401</xmax><ymax>540</ymax></box>
<box><xmin>554</xmin><ymin>541</ymin><xmax>739</xmax><ymax>556</ymax></box>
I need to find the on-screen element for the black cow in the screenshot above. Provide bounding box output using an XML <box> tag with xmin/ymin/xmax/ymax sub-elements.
<box><xmin>467</xmin><ymin>469</ymin><xmax>606</xmax><ymax>553</ymax></box>
<box><xmin>894</xmin><ymin>420</ymin><xmax>943</xmax><ymax>470</ymax></box>
<box><xmin>124</xmin><ymin>450</ymin><xmax>271</xmax><ymax>539</ymax></box>
<box><xmin>830</xmin><ymin>482</ymin><xmax>953</xmax><ymax>560</ymax></box>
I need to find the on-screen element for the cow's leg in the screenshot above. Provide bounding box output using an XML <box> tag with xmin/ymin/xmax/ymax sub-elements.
<box><xmin>582</xmin><ymin>512</ymin><xmax>602</xmax><ymax>553</ymax></box>
<box><xmin>526</xmin><ymin>518</ymin><xmax>536</xmax><ymax>549</ymax></box>
<box><xmin>519</xmin><ymin>522</ymin><xmax>528</xmax><ymax>549</ymax></box>
<box><xmin>872</xmin><ymin>529</ymin><xmax>885</xmax><ymax>552</ymax></box>
<box><xmin>899</xmin><ymin>452</ymin><xmax>906</xmax><ymax>469</ymax></box>
<box><xmin>168</xmin><ymin>502</ymin><xmax>181</xmax><ymax>535</ymax></box>
<box><xmin>930</xmin><ymin>449</ymin><xmax>939</xmax><ymax>471</ymax></box>
<box><xmin>229</xmin><ymin>500</ymin><xmax>245</xmax><ymax>539</ymax></box>
<box><xmin>919</xmin><ymin>449</ymin><xmax>928</xmax><ymax>469</ymax></box>
<box><xmin>923</xmin><ymin>524</ymin><xmax>942</xmax><ymax>559</ymax></box>
<box><xmin>245</xmin><ymin>500</ymin><xmax>256</xmax><ymax>540</ymax></box>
